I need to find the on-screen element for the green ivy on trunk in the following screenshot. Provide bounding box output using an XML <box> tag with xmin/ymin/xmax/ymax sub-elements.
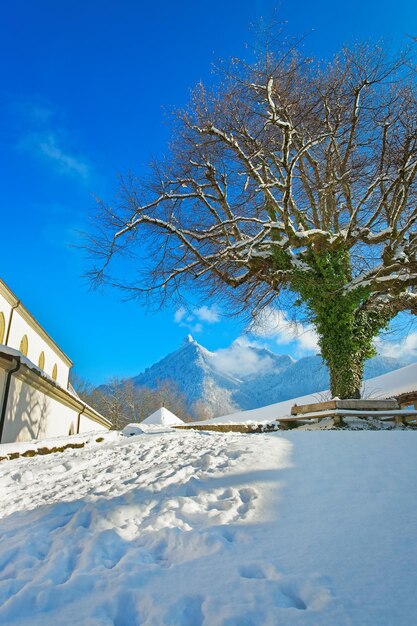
<box><xmin>275</xmin><ymin>247</ymin><xmax>392</xmax><ymax>399</ymax></box>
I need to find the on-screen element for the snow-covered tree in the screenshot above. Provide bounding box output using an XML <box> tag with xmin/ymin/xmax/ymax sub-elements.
<box><xmin>95</xmin><ymin>378</ymin><xmax>132</xmax><ymax>430</ymax></box>
<box><xmin>89</xmin><ymin>38</ymin><xmax>417</xmax><ymax>398</ymax></box>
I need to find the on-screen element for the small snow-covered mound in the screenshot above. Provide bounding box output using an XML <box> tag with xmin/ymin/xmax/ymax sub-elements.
<box><xmin>142</xmin><ymin>406</ymin><xmax>184</xmax><ymax>426</ymax></box>
<box><xmin>121</xmin><ymin>424</ymin><xmax>145</xmax><ymax>437</ymax></box>
<box><xmin>121</xmin><ymin>422</ymin><xmax>177</xmax><ymax>437</ymax></box>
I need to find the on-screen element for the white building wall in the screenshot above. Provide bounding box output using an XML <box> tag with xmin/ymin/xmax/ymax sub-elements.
<box><xmin>0</xmin><ymin>366</ymin><xmax>6</xmax><ymax>411</ymax></box>
<box><xmin>6</xmin><ymin>310</ymin><xmax>70</xmax><ymax>388</ymax></box>
<box><xmin>0</xmin><ymin>293</ymin><xmax>12</xmax><ymax>342</ymax></box>
<box><xmin>78</xmin><ymin>413</ymin><xmax>108</xmax><ymax>434</ymax></box>
<box><xmin>2</xmin><ymin>376</ymin><xmax>78</xmax><ymax>443</ymax></box>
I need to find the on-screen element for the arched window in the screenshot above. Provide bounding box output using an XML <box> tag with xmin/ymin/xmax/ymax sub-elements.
<box><xmin>52</xmin><ymin>363</ymin><xmax>58</xmax><ymax>381</ymax></box>
<box><xmin>19</xmin><ymin>335</ymin><xmax>28</xmax><ymax>357</ymax></box>
<box><xmin>0</xmin><ymin>312</ymin><xmax>5</xmax><ymax>344</ymax></box>
<box><xmin>38</xmin><ymin>351</ymin><xmax>45</xmax><ymax>370</ymax></box>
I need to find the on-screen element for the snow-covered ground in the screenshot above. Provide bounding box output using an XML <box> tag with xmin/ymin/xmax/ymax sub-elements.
<box><xmin>0</xmin><ymin>428</ymin><xmax>416</xmax><ymax>625</ymax></box>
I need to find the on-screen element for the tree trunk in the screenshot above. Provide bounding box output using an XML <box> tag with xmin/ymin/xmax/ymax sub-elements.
<box><xmin>314</xmin><ymin>302</ymin><xmax>370</xmax><ymax>399</ymax></box>
<box><xmin>311</xmin><ymin>293</ymin><xmax>369</xmax><ymax>399</ymax></box>
<box><xmin>292</xmin><ymin>250</ymin><xmax>390</xmax><ymax>400</ymax></box>
<box><xmin>325</xmin><ymin>349</ymin><xmax>364</xmax><ymax>399</ymax></box>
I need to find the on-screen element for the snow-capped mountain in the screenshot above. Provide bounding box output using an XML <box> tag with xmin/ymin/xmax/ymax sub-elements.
<box><xmin>129</xmin><ymin>335</ymin><xmax>408</xmax><ymax>419</ymax></box>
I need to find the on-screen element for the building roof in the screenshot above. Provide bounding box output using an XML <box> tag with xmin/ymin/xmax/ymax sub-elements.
<box><xmin>142</xmin><ymin>407</ymin><xmax>184</xmax><ymax>426</ymax></box>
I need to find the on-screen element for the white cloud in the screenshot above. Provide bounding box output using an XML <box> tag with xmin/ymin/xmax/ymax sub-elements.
<box><xmin>250</xmin><ymin>307</ymin><xmax>319</xmax><ymax>354</ymax></box>
<box><xmin>375</xmin><ymin>332</ymin><xmax>417</xmax><ymax>362</ymax></box>
<box><xmin>174</xmin><ymin>304</ymin><xmax>221</xmax><ymax>334</ymax></box>
<box><xmin>210</xmin><ymin>338</ymin><xmax>275</xmax><ymax>378</ymax></box>
<box><xmin>174</xmin><ymin>307</ymin><xmax>187</xmax><ymax>323</ymax></box>
<box><xmin>37</xmin><ymin>133</ymin><xmax>91</xmax><ymax>180</ymax></box>
<box><xmin>21</xmin><ymin>131</ymin><xmax>91</xmax><ymax>181</ymax></box>
<box><xmin>14</xmin><ymin>100</ymin><xmax>92</xmax><ymax>182</ymax></box>
<box><xmin>194</xmin><ymin>305</ymin><xmax>220</xmax><ymax>323</ymax></box>
<box><xmin>25</xmin><ymin>102</ymin><xmax>54</xmax><ymax>124</ymax></box>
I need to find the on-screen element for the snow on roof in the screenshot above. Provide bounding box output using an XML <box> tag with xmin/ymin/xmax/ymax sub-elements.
<box><xmin>142</xmin><ymin>407</ymin><xmax>184</xmax><ymax>426</ymax></box>
<box><xmin>204</xmin><ymin>361</ymin><xmax>417</xmax><ymax>425</ymax></box>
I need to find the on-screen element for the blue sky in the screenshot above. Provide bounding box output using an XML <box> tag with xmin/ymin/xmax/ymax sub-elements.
<box><xmin>1</xmin><ymin>0</ymin><xmax>416</xmax><ymax>383</ymax></box>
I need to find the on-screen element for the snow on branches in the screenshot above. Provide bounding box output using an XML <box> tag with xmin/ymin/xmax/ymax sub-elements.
<box><xmin>89</xmin><ymin>41</ymin><xmax>417</xmax><ymax>321</ymax></box>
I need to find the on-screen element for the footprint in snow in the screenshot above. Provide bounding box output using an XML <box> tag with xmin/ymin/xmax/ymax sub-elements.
<box><xmin>164</xmin><ymin>594</ymin><xmax>204</xmax><ymax>626</ymax></box>
<box><xmin>112</xmin><ymin>591</ymin><xmax>142</xmax><ymax>626</ymax></box>
<box><xmin>218</xmin><ymin>526</ymin><xmax>238</xmax><ymax>544</ymax></box>
<box><xmin>238</xmin><ymin>563</ymin><xmax>330</xmax><ymax>611</ymax></box>
<box><xmin>239</xmin><ymin>562</ymin><xmax>280</xmax><ymax>580</ymax></box>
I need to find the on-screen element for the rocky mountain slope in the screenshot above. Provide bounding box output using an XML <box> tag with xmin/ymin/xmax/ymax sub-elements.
<box><xmin>129</xmin><ymin>336</ymin><xmax>408</xmax><ymax>418</ymax></box>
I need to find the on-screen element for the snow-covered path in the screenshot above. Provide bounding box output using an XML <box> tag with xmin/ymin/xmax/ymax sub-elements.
<box><xmin>0</xmin><ymin>430</ymin><xmax>416</xmax><ymax>625</ymax></box>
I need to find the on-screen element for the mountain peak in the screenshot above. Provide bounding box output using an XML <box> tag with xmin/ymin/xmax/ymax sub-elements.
<box><xmin>182</xmin><ymin>334</ymin><xmax>196</xmax><ymax>345</ymax></box>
